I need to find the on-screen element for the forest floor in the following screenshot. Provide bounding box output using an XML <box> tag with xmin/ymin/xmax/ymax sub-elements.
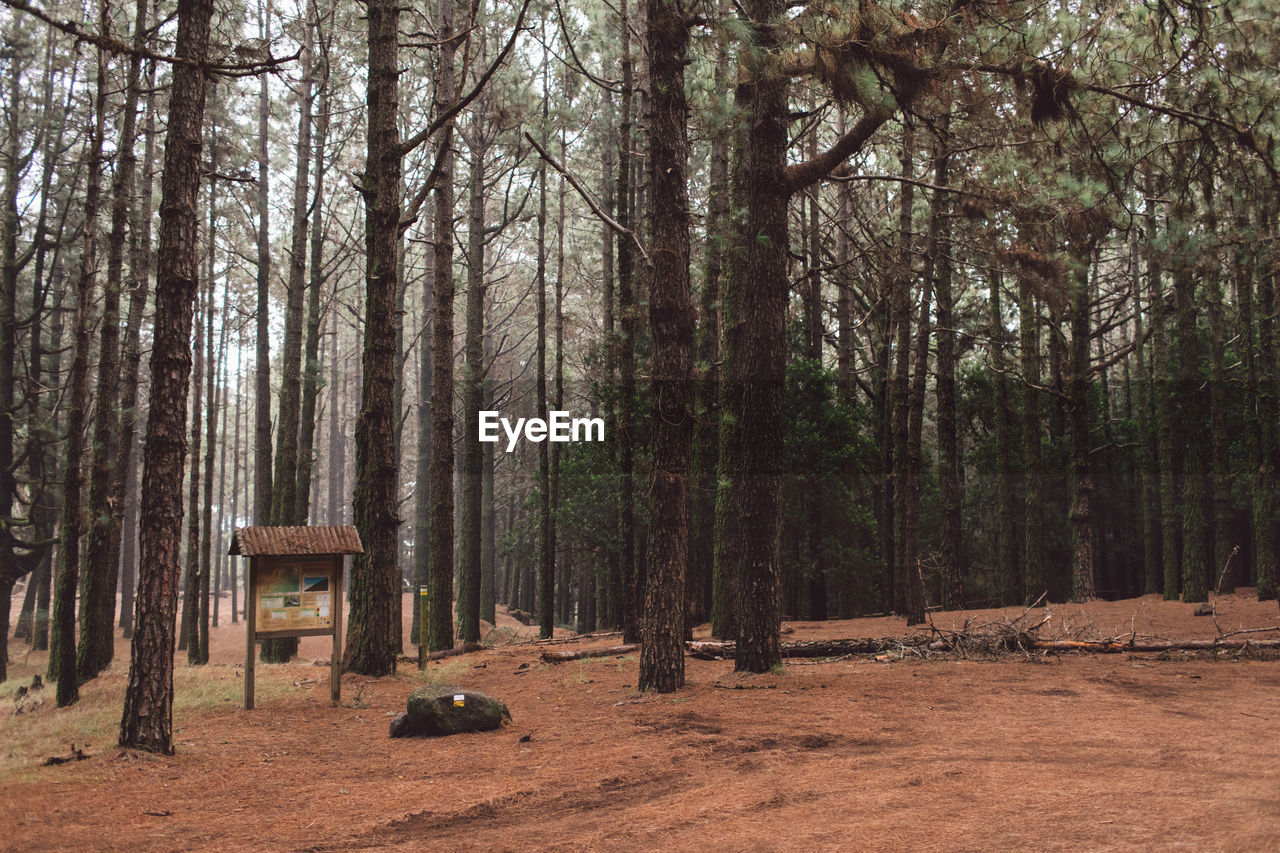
<box><xmin>3</xmin><ymin>591</ymin><xmax>1280</xmax><ymax>851</ymax></box>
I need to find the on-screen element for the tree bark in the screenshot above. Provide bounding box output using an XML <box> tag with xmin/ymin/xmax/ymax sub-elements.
<box><xmin>616</xmin><ymin>0</ymin><xmax>638</xmax><ymax>643</ymax></box>
<box><xmin>253</xmin><ymin>0</ymin><xmax>273</xmax><ymax>524</ymax></box>
<box><xmin>117</xmin><ymin>58</ymin><xmax>158</xmax><ymax>639</ymax></box>
<box><xmin>1018</xmin><ymin>226</ymin><xmax>1046</xmax><ymax>604</ymax></box>
<box><xmin>694</xmin><ymin>22</ymin><xmax>728</xmax><ymax>637</ymax></box>
<box><xmin>989</xmin><ymin>271</ymin><xmax>1020</xmax><ymax>604</ymax></box>
<box><xmin>51</xmin><ymin>27</ymin><xmax>107</xmax><ymax>705</ymax></box>
<box><xmin>638</xmin><ymin>0</ymin><xmax>692</xmax><ymax>693</ymax></box>
<box><xmin>930</xmin><ymin>122</ymin><xmax>964</xmax><ymax>610</ymax></box>
<box><xmin>1069</xmin><ymin>253</ymin><xmax>1097</xmax><ymax>603</ymax></box>
<box><xmin>270</xmin><ymin>9</ymin><xmax>314</xmax><ymax>529</ymax></box>
<box><xmin>180</xmin><ymin>273</ymin><xmax>205</xmax><ymax>661</ymax></box>
<box><xmin>425</xmin><ymin>0</ymin><xmax>458</xmax><ymax>654</ymax></box>
<box><xmin>891</xmin><ymin>123</ymin><xmax>918</xmax><ymax>624</ymax></box>
<box><xmin>720</xmin><ymin>0</ymin><xmax>790</xmax><ymax>672</ymax></box>
<box><xmin>120</xmin><ymin>0</ymin><xmax>215</xmax><ymax>753</ymax></box>
<box><xmin>458</xmin><ymin>114</ymin><xmax>487</xmax><ymax>644</ymax></box>
<box><xmin>296</xmin><ymin>10</ymin><xmax>329</xmax><ymax>524</ymax></box>
<box><xmin>536</xmin><ymin>73</ymin><xmax>553</xmax><ymax>640</ymax></box>
<box><xmin>1173</xmin><ymin>191</ymin><xmax>1208</xmax><ymax>603</ymax></box>
<box><xmin>344</xmin><ymin>0</ymin><xmax>402</xmax><ymax>676</ymax></box>
<box><xmin>78</xmin><ymin>0</ymin><xmax>150</xmax><ymax>681</ymax></box>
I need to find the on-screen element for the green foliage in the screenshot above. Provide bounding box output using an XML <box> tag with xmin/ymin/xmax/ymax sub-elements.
<box><xmin>779</xmin><ymin>359</ymin><xmax>878</xmax><ymax>616</ymax></box>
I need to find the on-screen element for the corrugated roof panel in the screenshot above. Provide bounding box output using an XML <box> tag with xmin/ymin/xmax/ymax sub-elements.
<box><xmin>228</xmin><ymin>525</ymin><xmax>364</xmax><ymax>556</ymax></box>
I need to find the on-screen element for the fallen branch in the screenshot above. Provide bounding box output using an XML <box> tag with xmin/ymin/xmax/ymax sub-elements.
<box><xmin>396</xmin><ymin>642</ymin><xmax>487</xmax><ymax>664</ymax></box>
<box><xmin>1031</xmin><ymin>639</ymin><xmax>1280</xmax><ymax>653</ymax></box>
<box><xmin>687</xmin><ymin>638</ymin><xmax>930</xmax><ymax>660</ymax></box>
<box><xmin>508</xmin><ymin>630</ymin><xmax>622</xmax><ymax>647</ymax></box>
<box><xmin>686</xmin><ymin>633</ymin><xmax>1280</xmax><ymax>660</ymax></box>
<box><xmin>541</xmin><ymin>644</ymin><xmax>639</xmax><ymax>663</ymax></box>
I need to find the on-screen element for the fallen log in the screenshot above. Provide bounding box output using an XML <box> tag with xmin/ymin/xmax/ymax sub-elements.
<box><xmin>687</xmin><ymin>638</ymin><xmax>930</xmax><ymax>660</ymax></box>
<box><xmin>541</xmin><ymin>644</ymin><xmax>639</xmax><ymax>663</ymax></box>
<box><xmin>687</xmin><ymin>635</ymin><xmax>1280</xmax><ymax>660</ymax></box>
<box><xmin>415</xmin><ymin>642</ymin><xmax>485</xmax><ymax>662</ymax></box>
<box><xmin>1031</xmin><ymin>639</ymin><xmax>1280</xmax><ymax>653</ymax></box>
<box><xmin>510</xmin><ymin>630</ymin><xmax>622</xmax><ymax>647</ymax></box>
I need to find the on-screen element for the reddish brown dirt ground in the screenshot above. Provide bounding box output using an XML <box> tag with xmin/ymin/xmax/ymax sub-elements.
<box><xmin>3</xmin><ymin>591</ymin><xmax>1280</xmax><ymax>851</ymax></box>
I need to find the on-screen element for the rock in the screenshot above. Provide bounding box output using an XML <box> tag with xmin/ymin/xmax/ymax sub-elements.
<box><xmin>388</xmin><ymin>712</ymin><xmax>415</xmax><ymax>738</ymax></box>
<box><xmin>1193</xmin><ymin>603</ymin><xmax>1214</xmax><ymax>617</ymax></box>
<box><xmin>390</xmin><ymin>684</ymin><xmax>511</xmax><ymax>738</ymax></box>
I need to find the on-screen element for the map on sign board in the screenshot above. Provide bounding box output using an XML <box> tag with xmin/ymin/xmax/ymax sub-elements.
<box><xmin>255</xmin><ymin>559</ymin><xmax>335</xmax><ymax>632</ymax></box>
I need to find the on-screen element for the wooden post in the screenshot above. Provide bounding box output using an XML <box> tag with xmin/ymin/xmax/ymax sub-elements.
<box><xmin>245</xmin><ymin>555</ymin><xmax>256</xmax><ymax>710</ymax></box>
<box><xmin>331</xmin><ymin>555</ymin><xmax>343</xmax><ymax>704</ymax></box>
<box><xmin>418</xmin><ymin>585</ymin><xmax>429</xmax><ymax>670</ymax></box>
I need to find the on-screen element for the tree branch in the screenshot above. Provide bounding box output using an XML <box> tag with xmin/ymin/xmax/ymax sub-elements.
<box><xmin>785</xmin><ymin>106</ymin><xmax>893</xmax><ymax>195</ymax></box>
<box><xmin>400</xmin><ymin>0</ymin><xmax>533</xmax><ymax>158</ymax></box>
<box><xmin>523</xmin><ymin>131</ymin><xmax>649</xmax><ymax>265</ymax></box>
<box><xmin>1</xmin><ymin>0</ymin><xmax>300</xmax><ymax>76</ymax></box>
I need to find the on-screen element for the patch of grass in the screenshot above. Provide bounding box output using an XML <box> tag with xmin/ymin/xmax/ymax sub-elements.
<box><xmin>485</xmin><ymin>626</ymin><xmax>520</xmax><ymax>647</ymax></box>
<box><xmin>173</xmin><ymin>664</ymin><xmax>288</xmax><ymax>717</ymax></box>
<box><xmin>1</xmin><ymin>669</ymin><xmax>125</xmax><ymax>781</ymax></box>
<box><xmin>414</xmin><ymin>658</ymin><xmax>470</xmax><ymax>685</ymax></box>
<box><xmin>1</xmin><ymin>663</ymin><xmax>293</xmax><ymax>781</ymax></box>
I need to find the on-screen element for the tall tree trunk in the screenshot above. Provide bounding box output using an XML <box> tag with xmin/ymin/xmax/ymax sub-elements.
<box><xmin>344</xmin><ymin>0</ymin><xmax>402</xmax><ymax>676</ymax></box>
<box><xmin>638</xmin><ymin>0</ymin><xmax>692</xmax><ymax>692</ymax></box>
<box><xmin>720</xmin><ymin>0</ymin><xmax>790</xmax><ymax>672</ymax></box>
<box><xmin>1252</xmin><ymin>208</ymin><xmax>1278</xmax><ymax>600</ymax></box>
<box><xmin>261</xmin><ymin>11</ymin><xmax>315</xmax><ymax>665</ymax></box>
<box><xmin>119</xmin><ymin>0</ymin><xmax>215</xmax><ymax>753</ymax></box>
<box><xmin>694</xmin><ymin>23</ymin><xmax>728</xmax><ymax>636</ymax></box>
<box><xmin>616</xmin><ymin>0</ymin><xmax>638</xmax><ymax>643</ymax></box>
<box><xmin>891</xmin><ymin>123</ymin><xmax>918</xmax><ymax>624</ymax></box>
<box><xmin>930</xmin><ymin>121</ymin><xmax>963</xmax><ymax>610</ymax></box>
<box><xmin>270</xmin><ymin>11</ymin><xmax>314</xmax><ymax>530</ymax></box>
<box><xmin>51</xmin><ymin>29</ymin><xmax>108</xmax><ymax>705</ymax></box>
<box><xmin>1146</xmin><ymin>189</ymin><xmax>1181</xmax><ymax>600</ymax></box>
<box><xmin>1173</xmin><ymin>190</ymin><xmax>1208</xmax><ymax>603</ymax></box>
<box><xmin>989</xmin><ymin>271</ymin><xmax>1020</xmax><ymax>604</ymax></box>
<box><xmin>296</xmin><ymin>13</ymin><xmax>329</xmax><ymax>524</ymax></box>
<box><xmin>1069</xmin><ymin>251</ymin><xmax>1097</xmax><ymax>603</ymax></box>
<box><xmin>214</xmin><ymin>323</ymin><xmax>230</xmax><ymax>628</ymax></box>
<box><xmin>904</xmin><ymin>199</ymin><xmax>931</xmax><ymax>627</ymax></box>
<box><xmin>197</xmin><ymin>187</ymin><xmax>219</xmax><ymax>663</ymax></box>
<box><xmin>411</xmin><ymin>196</ymin><xmax>433</xmax><ymax>648</ymax></box>
<box><xmin>536</xmin><ymin>69</ymin><xmax>553</xmax><ymax>640</ymax></box>
<box><xmin>425</xmin><ymin>0</ymin><xmax>458</xmax><ymax>654</ymax></box>
<box><xmin>1132</xmin><ymin>234</ymin><xmax>1160</xmax><ymax>595</ymax></box>
<box><xmin>1018</xmin><ymin>227</ymin><xmax>1046</xmax><ymax>603</ymax></box>
<box><xmin>78</xmin><ymin>0</ymin><xmax>151</xmax><ymax>681</ymax></box>
<box><xmin>117</xmin><ymin>58</ymin><xmax>158</xmax><ymax>639</ymax></box>
<box><xmin>229</xmin><ymin>361</ymin><xmax>243</xmax><ymax>622</ymax></box>
<box><xmin>253</xmin><ymin>0</ymin><xmax>274</xmax><ymax>524</ymax></box>
<box><xmin>598</xmin><ymin>91</ymin><xmax>619</xmax><ymax>629</ymax></box>
<box><xmin>181</xmin><ymin>275</ymin><xmax>206</xmax><ymax>660</ymax></box>
<box><xmin>481</xmin><ymin>402</ymin><xmax>496</xmax><ymax>626</ymax></box>
<box><xmin>458</xmin><ymin>119</ymin><xmax>487</xmax><ymax>644</ymax></box>
<box><xmin>1201</xmin><ymin>178</ymin><xmax>1232</xmax><ymax>592</ymax></box>
<box><xmin>553</xmin><ymin>124</ymin><xmax>567</xmax><ymax>628</ymax></box>
<box><xmin>717</xmin><ymin>0</ymin><xmax>890</xmax><ymax>669</ymax></box>
<box><xmin>327</xmin><ymin>284</ymin><xmax>344</xmax><ymax>526</ymax></box>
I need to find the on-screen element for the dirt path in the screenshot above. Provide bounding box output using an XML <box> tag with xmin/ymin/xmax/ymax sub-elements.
<box><xmin>3</xmin><ymin>592</ymin><xmax>1279</xmax><ymax>851</ymax></box>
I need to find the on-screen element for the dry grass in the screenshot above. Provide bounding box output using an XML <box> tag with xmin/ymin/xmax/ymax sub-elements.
<box><xmin>1</xmin><ymin>653</ymin><xmax>288</xmax><ymax>781</ymax></box>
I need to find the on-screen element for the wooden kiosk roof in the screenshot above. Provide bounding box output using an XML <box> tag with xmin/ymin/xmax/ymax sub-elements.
<box><xmin>228</xmin><ymin>525</ymin><xmax>364</xmax><ymax>556</ymax></box>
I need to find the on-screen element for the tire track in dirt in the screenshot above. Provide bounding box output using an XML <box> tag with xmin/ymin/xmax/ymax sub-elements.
<box><xmin>316</xmin><ymin>766</ymin><xmax>698</xmax><ymax>849</ymax></box>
